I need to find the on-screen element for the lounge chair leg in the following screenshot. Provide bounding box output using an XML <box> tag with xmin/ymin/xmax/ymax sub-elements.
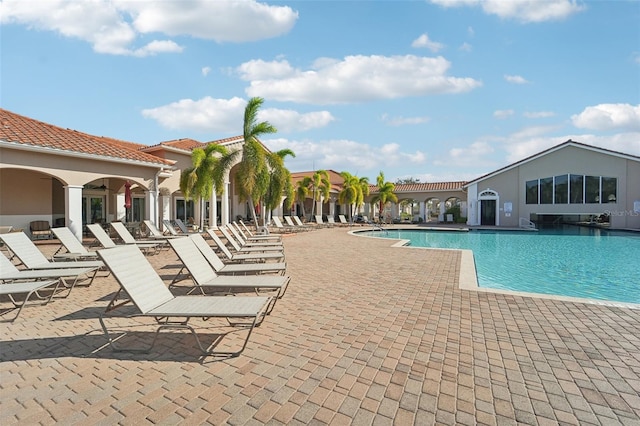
<box><xmin>2</xmin><ymin>281</ymin><xmax>61</xmax><ymax>322</ymax></box>
<box><xmin>99</xmin><ymin>314</ymin><xmax>261</xmax><ymax>357</ymax></box>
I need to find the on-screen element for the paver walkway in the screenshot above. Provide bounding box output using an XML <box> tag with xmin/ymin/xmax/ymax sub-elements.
<box><xmin>1</xmin><ymin>227</ymin><xmax>639</xmax><ymax>425</ymax></box>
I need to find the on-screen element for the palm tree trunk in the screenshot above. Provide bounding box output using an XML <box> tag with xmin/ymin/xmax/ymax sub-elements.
<box><xmin>247</xmin><ymin>196</ymin><xmax>260</xmax><ymax>231</ymax></box>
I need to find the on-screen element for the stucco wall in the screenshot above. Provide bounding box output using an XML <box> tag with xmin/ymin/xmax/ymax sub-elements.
<box><xmin>469</xmin><ymin>145</ymin><xmax>639</xmax><ymax>229</ymax></box>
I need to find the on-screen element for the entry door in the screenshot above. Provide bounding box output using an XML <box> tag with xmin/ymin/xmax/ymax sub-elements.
<box><xmin>480</xmin><ymin>200</ymin><xmax>496</xmax><ymax>225</ymax></box>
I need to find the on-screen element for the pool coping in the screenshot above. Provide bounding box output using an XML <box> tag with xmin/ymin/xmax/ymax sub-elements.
<box><xmin>350</xmin><ymin>227</ymin><xmax>640</xmax><ymax>310</ymax></box>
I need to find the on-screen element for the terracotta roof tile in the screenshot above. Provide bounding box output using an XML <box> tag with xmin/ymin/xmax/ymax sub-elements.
<box><xmin>370</xmin><ymin>181</ymin><xmax>466</xmax><ymax>193</ymax></box>
<box><xmin>147</xmin><ymin>138</ymin><xmax>207</xmax><ymax>151</ymax></box>
<box><xmin>0</xmin><ymin>109</ymin><xmax>173</xmax><ymax>166</ymax></box>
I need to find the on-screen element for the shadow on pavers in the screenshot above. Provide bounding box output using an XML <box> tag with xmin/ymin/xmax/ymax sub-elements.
<box><xmin>0</xmin><ymin>327</ymin><xmax>249</xmax><ymax>363</ymax></box>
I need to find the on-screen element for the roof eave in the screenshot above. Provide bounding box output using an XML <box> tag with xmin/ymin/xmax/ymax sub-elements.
<box><xmin>0</xmin><ymin>140</ymin><xmax>176</xmax><ymax>170</ymax></box>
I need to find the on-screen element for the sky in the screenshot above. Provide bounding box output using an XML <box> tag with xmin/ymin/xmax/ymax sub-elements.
<box><xmin>2</xmin><ymin>0</ymin><xmax>639</xmax><ymax>184</ymax></box>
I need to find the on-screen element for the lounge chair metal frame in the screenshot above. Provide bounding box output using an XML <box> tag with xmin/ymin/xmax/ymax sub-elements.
<box><xmin>219</xmin><ymin>227</ymin><xmax>284</xmax><ymax>254</ymax></box>
<box><xmin>167</xmin><ymin>237</ymin><xmax>289</xmax><ymax>313</ymax></box>
<box><xmin>205</xmin><ymin>229</ymin><xmax>285</xmax><ymax>263</ymax></box>
<box><xmin>110</xmin><ymin>222</ymin><xmax>164</xmax><ymax>253</ymax></box>
<box><xmin>86</xmin><ymin>224</ymin><xmax>159</xmax><ymax>255</ymax></box>
<box><xmin>0</xmin><ymin>251</ymin><xmax>98</xmax><ymax>297</ymax></box>
<box><xmin>188</xmin><ymin>234</ymin><xmax>286</xmax><ymax>276</ymax></box>
<box><xmin>0</xmin><ymin>279</ymin><xmax>60</xmax><ymax>322</ymax></box>
<box><xmin>51</xmin><ymin>227</ymin><xmax>99</xmax><ymax>261</ymax></box>
<box><xmin>97</xmin><ymin>245</ymin><xmax>269</xmax><ymax>357</ymax></box>
<box><xmin>0</xmin><ymin>231</ymin><xmax>104</xmax><ymax>272</ymax></box>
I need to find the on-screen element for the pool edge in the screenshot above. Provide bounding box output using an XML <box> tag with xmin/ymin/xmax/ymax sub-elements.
<box><xmin>351</xmin><ymin>228</ymin><xmax>640</xmax><ymax>310</ymax></box>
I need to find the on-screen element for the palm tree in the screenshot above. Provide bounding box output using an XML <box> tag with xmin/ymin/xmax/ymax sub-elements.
<box><xmin>338</xmin><ymin>172</ymin><xmax>368</xmax><ymax>221</ymax></box>
<box><xmin>357</xmin><ymin>176</ymin><xmax>370</xmax><ymax>215</ymax></box>
<box><xmin>179</xmin><ymin>143</ymin><xmax>229</xmax><ymax>229</ymax></box>
<box><xmin>309</xmin><ymin>169</ymin><xmax>331</xmax><ymax>220</ymax></box>
<box><xmin>264</xmin><ymin>149</ymin><xmax>296</xmax><ymax>225</ymax></box>
<box><xmin>214</xmin><ymin>97</ymin><xmax>278</xmax><ymax>230</ymax></box>
<box><xmin>371</xmin><ymin>171</ymin><xmax>397</xmax><ymax>223</ymax></box>
<box><xmin>295</xmin><ymin>176</ymin><xmax>312</xmax><ymax>219</ymax></box>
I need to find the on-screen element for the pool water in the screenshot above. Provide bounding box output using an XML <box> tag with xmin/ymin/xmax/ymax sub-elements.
<box><xmin>360</xmin><ymin>227</ymin><xmax>640</xmax><ymax>304</ymax></box>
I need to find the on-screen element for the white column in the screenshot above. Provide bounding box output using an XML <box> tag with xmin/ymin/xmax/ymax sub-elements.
<box><xmin>146</xmin><ymin>190</ymin><xmax>158</xmax><ymax>229</ymax></box>
<box><xmin>116</xmin><ymin>193</ymin><xmax>126</xmax><ymax>221</ymax></box>
<box><xmin>439</xmin><ymin>200</ymin><xmax>445</xmax><ymax>222</ymax></box>
<box><xmin>65</xmin><ymin>185</ymin><xmax>84</xmax><ymax>241</ymax></box>
<box><xmin>210</xmin><ymin>191</ymin><xmax>218</xmax><ymax>229</ymax></box>
<box><xmin>160</xmin><ymin>195</ymin><xmax>170</xmax><ymax>230</ymax></box>
<box><xmin>221</xmin><ymin>181</ymin><xmax>230</xmax><ymax>225</ymax></box>
<box><xmin>419</xmin><ymin>201</ymin><xmax>425</xmax><ymax>221</ymax></box>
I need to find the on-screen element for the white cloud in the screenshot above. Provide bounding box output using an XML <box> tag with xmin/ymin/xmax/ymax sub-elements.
<box><xmin>433</xmin><ymin>140</ymin><xmax>497</xmax><ymax>168</ymax></box>
<box><xmin>429</xmin><ymin>0</ymin><xmax>585</xmax><ymax>23</ymax></box>
<box><xmin>523</xmin><ymin>111</ymin><xmax>555</xmax><ymax>118</ymax></box>
<box><xmin>504</xmin><ymin>74</ymin><xmax>529</xmax><ymax>84</ymax></box>
<box><xmin>236</xmin><ymin>59</ymin><xmax>297</xmax><ymax>80</ymax></box>
<box><xmin>242</xmin><ymin>55</ymin><xmax>482</xmax><ymax>104</ymax></box>
<box><xmin>258</xmin><ymin>109</ymin><xmax>335</xmax><ymax>133</ymax></box>
<box><xmin>501</xmin><ymin>128</ymin><xmax>640</xmax><ymax>163</ymax></box>
<box><xmin>467</xmin><ymin>26</ymin><xmax>475</xmax><ymax>37</ymax></box>
<box><xmin>494</xmin><ymin>109</ymin><xmax>515</xmax><ymax>119</ymax></box>
<box><xmin>141</xmin><ymin>96</ymin><xmax>247</xmax><ymax>132</ymax></box>
<box><xmin>1</xmin><ymin>0</ymin><xmax>297</xmax><ymax>55</ymax></box>
<box><xmin>141</xmin><ymin>97</ymin><xmax>334</xmax><ymax>134</ymax></box>
<box><xmin>202</xmin><ymin>66</ymin><xmax>211</xmax><ymax>77</ymax></box>
<box><xmin>381</xmin><ymin>114</ymin><xmax>430</xmax><ymax>126</ymax></box>
<box><xmin>571</xmin><ymin>103</ymin><xmax>640</xmax><ymax>131</ymax></box>
<box><xmin>263</xmin><ymin>138</ymin><xmax>427</xmax><ymax>175</ymax></box>
<box><xmin>459</xmin><ymin>42</ymin><xmax>473</xmax><ymax>52</ymax></box>
<box><xmin>411</xmin><ymin>34</ymin><xmax>445</xmax><ymax>52</ymax></box>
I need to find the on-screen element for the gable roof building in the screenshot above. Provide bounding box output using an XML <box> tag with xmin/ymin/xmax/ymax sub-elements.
<box><xmin>464</xmin><ymin>140</ymin><xmax>640</xmax><ymax>229</ymax></box>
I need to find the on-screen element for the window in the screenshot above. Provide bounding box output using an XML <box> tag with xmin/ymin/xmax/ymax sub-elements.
<box><xmin>570</xmin><ymin>174</ymin><xmax>583</xmax><ymax>204</ymax></box>
<box><xmin>554</xmin><ymin>175</ymin><xmax>568</xmax><ymax>204</ymax></box>
<box><xmin>526</xmin><ymin>180</ymin><xmax>538</xmax><ymax>204</ymax></box>
<box><xmin>585</xmin><ymin>176</ymin><xmax>600</xmax><ymax>203</ymax></box>
<box><xmin>176</xmin><ymin>199</ymin><xmax>194</xmax><ymax>222</ymax></box>
<box><xmin>526</xmin><ymin>173</ymin><xmax>617</xmax><ymax>205</ymax></box>
<box><xmin>601</xmin><ymin>177</ymin><xmax>617</xmax><ymax>203</ymax></box>
<box><xmin>132</xmin><ymin>197</ymin><xmax>145</xmax><ymax>222</ymax></box>
<box><xmin>540</xmin><ymin>177</ymin><xmax>553</xmax><ymax>204</ymax></box>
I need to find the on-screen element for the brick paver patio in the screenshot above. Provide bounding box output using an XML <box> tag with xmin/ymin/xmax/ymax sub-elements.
<box><xmin>1</xmin><ymin>226</ymin><xmax>639</xmax><ymax>425</ymax></box>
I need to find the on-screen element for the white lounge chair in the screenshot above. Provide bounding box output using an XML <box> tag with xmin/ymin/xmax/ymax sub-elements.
<box><xmin>338</xmin><ymin>214</ymin><xmax>349</xmax><ymax>225</ymax></box>
<box><xmin>235</xmin><ymin>221</ymin><xmax>281</xmax><ymax>242</ymax></box>
<box><xmin>86</xmin><ymin>224</ymin><xmax>159</xmax><ymax>256</ymax></box>
<box><xmin>226</xmin><ymin>225</ymin><xmax>283</xmax><ymax>248</ymax></box>
<box><xmin>110</xmin><ymin>222</ymin><xmax>165</xmax><ymax>251</ymax></box>
<box><xmin>219</xmin><ymin>227</ymin><xmax>284</xmax><ymax>253</ymax></box>
<box><xmin>162</xmin><ymin>219</ymin><xmax>181</xmax><ymax>236</ymax></box>
<box><xmin>0</xmin><ymin>278</ymin><xmax>60</xmax><ymax>321</ymax></box>
<box><xmin>168</xmin><ymin>237</ymin><xmax>289</xmax><ymax>312</ymax></box>
<box><xmin>97</xmin><ymin>244</ymin><xmax>270</xmax><ymax>357</ymax></box>
<box><xmin>314</xmin><ymin>215</ymin><xmax>332</xmax><ymax>228</ymax></box>
<box><xmin>188</xmin><ymin>234</ymin><xmax>286</xmax><ymax>276</ymax></box>
<box><xmin>292</xmin><ymin>216</ymin><xmax>315</xmax><ymax>230</ymax></box>
<box><xmin>206</xmin><ymin>229</ymin><xmax>285</xmax><ymax>263</ymax></box>
<box><xmin>0</xmin><ymin>251</ymin><xmax>99</xmax><ymax>297</ymax></box>
<box><xmin>143</xmin><ymin>220</ymin><xmax>181</xmax><ymax>240</ymax></box>
<box><xmin>272</xmin><ymin>217</ymin><xmax>297</xmax><ymax>233</ymax></box>
<box><xmin>51</xmin><ymin>227</ymin><xmax>99</xmax><ymax>261</ymax></box>
<box><xmin>0</xmin><ymin>231</ymin><xmax>104</xmax><ymax>270</ymax></box>
<box><xmin>175</xmin><ymin>218</ymin><xmax>198</xmax><ymax>234</ymax></box>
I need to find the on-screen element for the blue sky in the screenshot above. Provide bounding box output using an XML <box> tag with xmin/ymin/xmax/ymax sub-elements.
<box><xmin>2</xmin><ymin>0</ymin><xmax>639</xmax><ymax>183</ymax></box>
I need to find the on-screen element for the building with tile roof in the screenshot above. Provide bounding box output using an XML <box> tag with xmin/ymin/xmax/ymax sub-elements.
<box><xmin>0</xmin><ymin>109</ymin><xmax>273</xmax><ymax>239</ymax></box>
<box><xmin>1</xmin><ymin>108</ymin><xmax>637</xmax><ymax>235</ymax></box>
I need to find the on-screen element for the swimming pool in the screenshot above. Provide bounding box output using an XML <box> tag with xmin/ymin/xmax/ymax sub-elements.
<box><xmin>359</xmin><ymin>227</ymin><xmax>640</xmax><ymax>305</ymax></box>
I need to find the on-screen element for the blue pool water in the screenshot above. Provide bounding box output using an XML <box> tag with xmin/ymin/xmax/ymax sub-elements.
<box><xmin>360</xmin><ymin>227</ymin><xmax>640</xmax><ymax>304</ymax></box>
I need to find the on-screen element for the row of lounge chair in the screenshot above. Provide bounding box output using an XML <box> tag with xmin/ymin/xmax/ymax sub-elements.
<box><xmin>0</xmin><ymin>224</ymin><xmax>289</xmax><ymax>358</ymax></box>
